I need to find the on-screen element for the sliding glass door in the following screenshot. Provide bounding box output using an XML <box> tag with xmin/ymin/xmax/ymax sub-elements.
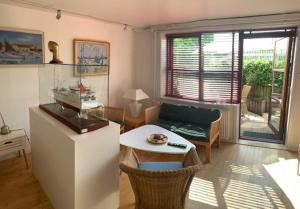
<box><xmin>240</xmin><ymin>29</ymin><xmax>296</xmax><ymax>143</ymax></box>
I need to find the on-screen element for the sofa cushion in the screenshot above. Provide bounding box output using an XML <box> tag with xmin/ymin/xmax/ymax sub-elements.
<box><xmin>185</xmin><ymin>106</ymin><xmax>220</xmax><ymax>127</ymax></box>
<box><xmin>159</xmin><ymin>103</ymin><xmax>189</xmax><ymax>122</ymax></box>
<box><xmin>174</xmin><ymin>124</ymin><xmax>209</xmax><ymax>141</ymax></box>
<box><xmin>138</xmin><ymin>161</ymin><xmax>183</xmax><ymax>171</ymax></box>
<box><xmin>153</xmin><ymin>119</ymin><xmax>184</xmax><ymax>131</ymax></box>
<box><xmin>159</xmin><ymin>103</ymin><xmax>220</xmax><ymax>127</ymax></box>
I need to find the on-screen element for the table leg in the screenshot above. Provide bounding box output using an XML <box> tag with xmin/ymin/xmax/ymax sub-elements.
<box><xmin>22</xmin><ymin>149</ymin><xmax>29</xmax><ymax>169</ymax></box>
<box><xmin>297</xmin><ymin>159</ymin><xmax>300</xmax><ymax>176</ymax></box>
<box><xmin>18</xmin><ymin>150</ymin><xmax>21</xmax><ymax>158</ymax></box>
<box><xmin>298</xmin><ymin>145</ymin><xmax>300</xmax><ymax>176</ymax></box>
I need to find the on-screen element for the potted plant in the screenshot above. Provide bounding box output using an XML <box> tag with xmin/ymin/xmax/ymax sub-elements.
<box><xmin>242</xmin><ymin>60</ymin><xmax>272</xmax><ymax>115</ymax></box>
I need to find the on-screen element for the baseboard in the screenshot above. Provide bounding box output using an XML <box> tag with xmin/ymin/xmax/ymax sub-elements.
<box><xmin>239</xmin><ymin>139</ymin><xmax>297</xmax><ymax>152</ymax></box>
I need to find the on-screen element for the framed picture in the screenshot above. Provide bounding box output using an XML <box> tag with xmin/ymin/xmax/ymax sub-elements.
<box><xmin>74</xmin><ymin>39</ymin><xmax>110</xmax><ymax>76</ymax></box>
<box><xmin>0</xmin><ymin>27</ymin><xmax>44</xmax><ymax>64</ymax></box>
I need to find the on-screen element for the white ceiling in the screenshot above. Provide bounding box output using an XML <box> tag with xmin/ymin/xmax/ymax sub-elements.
<box><xmin>6</xmin><ymin>0</ymin><xmax>300</xmax><ymax>27</ymax></box>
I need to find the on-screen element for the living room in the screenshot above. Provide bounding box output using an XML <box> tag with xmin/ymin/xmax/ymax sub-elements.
<box><xmin>0</xmin><ymin>0</ymin><xmax>300</xmax><ymax>209</ymax></box>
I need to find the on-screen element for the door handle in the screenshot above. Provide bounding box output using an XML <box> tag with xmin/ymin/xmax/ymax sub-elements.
<box><xmin>4</xmin><ymin>141</ymin><xmax>12</xmax><ymax>144</ymax></box>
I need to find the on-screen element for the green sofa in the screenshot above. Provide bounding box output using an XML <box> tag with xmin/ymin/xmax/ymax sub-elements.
<box><xmin>145</xmin><ymin>103</ymin><xmax>222</xmax><ymax>163</ymax></box>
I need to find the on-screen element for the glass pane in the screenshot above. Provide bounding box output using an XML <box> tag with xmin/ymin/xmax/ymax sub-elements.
<box><xmin>270</xmin><ymin>38</ymin><xmax>288</xmax><ymax>132</ymax></box>
<box><xmin>173</xmin><ymin>37</ymin><xmax>199</xmax><ymax>71</ymax></box>
<box><xmin>38</xmin><ymin>64</ymin><xmax>109</xmax><ymax>134</ymax></box>
<box><xmin>171</xmin><ymin>37</ymin><xmax>200</xmax><ymax>99</ymax></box>
<box><xmin>201</xmin><ymin>32</ymin><xmax>233</xmax><ymax>72</ymax></box>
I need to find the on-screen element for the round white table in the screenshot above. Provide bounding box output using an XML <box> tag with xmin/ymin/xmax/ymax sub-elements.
<box><xmin>120</xmin><ymin>125</ymin><xmax>195</xmax><ymax>154</ymax></box>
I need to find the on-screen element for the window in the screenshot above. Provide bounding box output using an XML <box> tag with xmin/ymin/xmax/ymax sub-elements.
<box><xmin>166</xmin><ymin>31</ymin><xmax>241</xmax><ymax>104</ymax></box>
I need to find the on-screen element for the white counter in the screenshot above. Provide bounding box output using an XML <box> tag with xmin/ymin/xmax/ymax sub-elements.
<box><xmin>29</xmin><ymin>107</ymin><xmax>120</xmax><ymax>209</ymax></box>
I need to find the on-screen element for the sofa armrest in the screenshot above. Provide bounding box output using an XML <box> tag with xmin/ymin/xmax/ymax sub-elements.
<box><xmin>145</xmin><ymin>104</ymin><xmax>161</xmax><ymax>124</ymax></box>
<box><xmin>209</xmin><ymin>113</ymin><xmax>222</xmax><ymax>143</ymax></box>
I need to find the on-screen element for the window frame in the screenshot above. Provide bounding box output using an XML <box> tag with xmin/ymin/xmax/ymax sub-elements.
<box><xmin>166</xmin><ymin>30</ymin><xmax>242</xmax><ymax>104</ymax></box>
<box><xmin>165</xmin><ymin>28</ymin><xmax>297</xmax><ymax>104</ymax></box>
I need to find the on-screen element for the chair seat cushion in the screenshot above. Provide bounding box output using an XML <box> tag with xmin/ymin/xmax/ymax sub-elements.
<box><xmin>138</xmin><ymin>161</ymin><xmax>183</xmax><ymax>171</ymax></box>
<box><xmin>152</xmin><ymin>119</ymin><xmax>183</xmax><ymax>132</ymax></box>
<box><xmin>174</xmin><ymin>124</ymin><xmax>209</xmax><ymax>141</ymax></box>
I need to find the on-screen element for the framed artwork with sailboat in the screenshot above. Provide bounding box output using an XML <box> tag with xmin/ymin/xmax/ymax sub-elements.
<box><xmin>74</xmin><ymin>39</ymin><xmax>110</xmax><ymax>76</ymax></box>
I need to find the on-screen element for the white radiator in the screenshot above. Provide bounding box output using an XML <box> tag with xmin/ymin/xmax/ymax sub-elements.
<box><xmin>219</xmin><ymin>105</ymin><xmax>240</xmax><ymax>143</ymax></box>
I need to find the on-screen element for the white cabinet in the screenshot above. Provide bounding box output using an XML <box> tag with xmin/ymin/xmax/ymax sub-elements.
<box><xmin>29</xmin><ymin>107</ymin><xmax>120</xmax><ymax>209</ymax></box>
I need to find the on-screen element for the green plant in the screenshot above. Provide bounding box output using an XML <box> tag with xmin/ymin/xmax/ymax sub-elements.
<box><xmin>275</xmin><ymin>60</ymin><xmax>285</xmax><ymax>69</ymax></box>
<box><xmin>243</xmin><ymin>59</ymin><xmax>273</xmax><ymax>87</ymax></box>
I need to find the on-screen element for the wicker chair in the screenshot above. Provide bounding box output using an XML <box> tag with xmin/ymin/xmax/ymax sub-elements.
<box><xmin>120</xmin><ymin>148</ymin><xmax>202</xmax><ymax>209</ymax></box>
<box><xmin>241</xmin><ymin>85</ymin><xmax>252</xmax><ymax>115</ymax></box>
<box><xmin>87</xmin><ymin>106</ymin><xmax>125</xmax><ymax>133</ymax></box>
<box><xmin>103</xmin><ymin>106</ymin><xmax>125</xmax><ymax>133</ymax></box>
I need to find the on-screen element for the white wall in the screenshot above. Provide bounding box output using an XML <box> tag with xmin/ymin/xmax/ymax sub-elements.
<box><xmin>286</xmin><ymin>37</ymin><xmax>300</xmax><ymax>150</ymax></box>
<box><xmin>133</xmin><ymin>31</ymin><xmax>155</xmax><ymax>107</ymax></box>
<box><xmin>0</xmin><ymin>3</ymin><xmax>135</xmax><ymax>139</ymax></box>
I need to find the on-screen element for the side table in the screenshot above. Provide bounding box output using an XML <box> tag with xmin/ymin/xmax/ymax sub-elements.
<box><xmin>0</xmin><ymin>129</ymin><xmax>29</xmax><ymax>169</ymax></box>
<box><xmin>124</xmin><ymin>113</ymin><xmax>145</xmax><ymax>131</ymax></box>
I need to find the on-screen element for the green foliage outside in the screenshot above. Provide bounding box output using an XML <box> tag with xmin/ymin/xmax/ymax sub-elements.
<box><xmin>173</xmin><ymin>33</ymin><xmax>214</xmax><ymax>48</ymax></box>
<box><xmin>243</xmin><ymin>60</ymin><xmax>272</xmax><ymax>87</ymax></box>
<box><xmin>243</xmin><ymin>59</ymin><xmax>284</xmax><ymax>94</ymax></box>
<box><xmin>173</xmin><ymin>37</ymin><xmax>198</xmax><ymax>48</ymax></box>
<box><xmin>202</xmin><ymin>34</ymin><xmax>215</xmax><ymax>45</ymax></box>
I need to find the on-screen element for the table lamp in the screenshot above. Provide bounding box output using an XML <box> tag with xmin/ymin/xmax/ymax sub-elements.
<box><xmin>123</xmin><ymin>89</ymin><xmax>149</xmax><ymax>117</ymax></box>
<box><xmin>0</xmin><ymin>112</ymin><xmax>10</xmax><ymax>135</ymax></box>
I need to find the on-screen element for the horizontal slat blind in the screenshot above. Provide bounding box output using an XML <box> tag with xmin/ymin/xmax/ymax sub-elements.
<box><xmin>166</xmin><ymin>32</ymin><xmax>241</xmax><ymax>104</ymax></box>
<box><xmin>167</xmin><ymin>37</ymin><xmax>200</xmax><ymax>100</ymax></box>
<box><xmin>201</xmin><ymin>32</ymin><xmax>240</xmax><ymax>103</ymax></box>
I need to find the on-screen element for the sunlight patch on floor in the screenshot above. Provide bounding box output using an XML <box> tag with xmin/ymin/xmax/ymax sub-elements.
<box><xmin>242</xmin><ymin>113</ymin><xmax>266</xmax><ymax>123</ymax></box>
<box><xmin>223</xmin><ymin>179</ymin><xmax>285</xmax><ymax>209</ymax></box>
<box><xmin>264</xmin><ymin>158</ymin><xmax>300</xmax><ymax>209</ymax></box>
<box><xmin>229</xmin><ymin>163</ymin><xmax>264</xmax><ymax>177</ymax></box>
<box><xmin>189</xmin><ymin>177</ymin><xmax>218</xmax><ymax>207</ymax></box>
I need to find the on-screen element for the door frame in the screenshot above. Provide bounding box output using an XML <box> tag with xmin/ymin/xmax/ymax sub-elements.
<box><xmin>238</xmin><ymin>28</ymin><xmax>296</xmax><ymax>143</ymax></box>
<box><xmin>268</xmin><ymin>37</ymin><xmax>294</xmax><ymax>140</ymax></box>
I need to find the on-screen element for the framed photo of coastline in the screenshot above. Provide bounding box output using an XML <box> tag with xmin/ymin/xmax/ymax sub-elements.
<box><xmin>0</xmin><ymin>27</ymin><xmax>44</xmax><ymax>64</ymax></box>
<box><xmin>74</xmin><ymin>39</ymin><xmax>110</xmax><ymax>76</ymax></box>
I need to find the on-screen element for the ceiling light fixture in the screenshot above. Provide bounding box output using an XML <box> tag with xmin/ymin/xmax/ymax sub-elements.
<box><xmin>56</xmin><ymin>9</ymin><xmax>62</xmax><ymax>20</ymax></box>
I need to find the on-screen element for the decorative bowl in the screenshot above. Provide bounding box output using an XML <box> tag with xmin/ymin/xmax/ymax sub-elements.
<box><xmin>147</xmin><ymin>134</ymin><xmax>168</xmax><ymax>144</ymax></box>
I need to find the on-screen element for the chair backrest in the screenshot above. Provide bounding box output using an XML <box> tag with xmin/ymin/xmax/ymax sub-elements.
<box><xmin>242</xmin><ymin>85</ymin><xmax>252</xmax><ymax>99</ymax></box>
<box><xmin>120</xmin><ymin>148</ymin><xmax>201</xmax><ymax>209</ymax></box>
<box><xmin>104</xmin><ymin>106</ymin><xmax>125</xmax><ymax>122</ymax></box>
<box><xmin>159</xmin><ymin>103</ymin><xmax>220</xmax><ymax>126</ymax></box>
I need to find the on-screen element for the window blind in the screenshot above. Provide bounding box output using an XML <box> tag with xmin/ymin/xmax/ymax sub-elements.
<box><xmin>166</xmin><ymin>32</ymin><xmax>241</xmax><ymax>104</ymax></box>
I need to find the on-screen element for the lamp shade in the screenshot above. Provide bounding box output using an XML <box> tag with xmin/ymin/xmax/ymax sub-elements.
<box><xmin>123</xmin><ymin>89</ymin><xmax>149</xmax><ymax>101</ymax></box>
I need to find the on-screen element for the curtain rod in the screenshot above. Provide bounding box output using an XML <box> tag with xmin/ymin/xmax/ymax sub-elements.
<box><xmin>149</xmin><ymin>12</ymin><xmax>300</xmax><ymax>32</ymax></box>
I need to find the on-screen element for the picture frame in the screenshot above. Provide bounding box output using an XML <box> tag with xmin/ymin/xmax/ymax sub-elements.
<box><xmin>0</xmin><ymin>27</ymin><xmax>44</xmax><ymax>65</ymax></box>
<box><xmin>74</xmin><ymin>39</ymin><xmax>110</xmax><ymax>76</ymax></box>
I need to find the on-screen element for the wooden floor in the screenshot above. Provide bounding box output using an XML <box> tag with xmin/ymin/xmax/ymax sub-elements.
<box><xmin>0</xmin><ymin>143</ymin><xmax>297</xmax><ymax>209</ymax></box>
